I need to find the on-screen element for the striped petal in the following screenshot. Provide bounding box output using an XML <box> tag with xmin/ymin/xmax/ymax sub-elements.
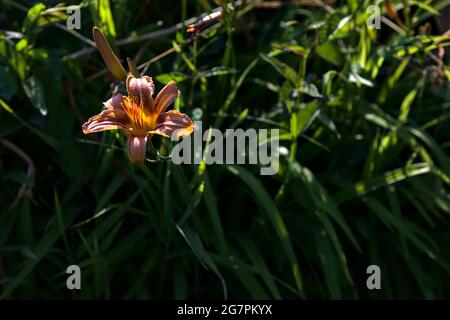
<box><xmin>154</xmin><ymin>81</ymin><xmax>180</xmax><ymax>114</ymax></box>
<box><xmin>126</xmin><ymin>75</ymin><xmax>156</xmax><ymax>112</ymax></box>
<box><xmin>104</xmin><ymin>93</ymin><xmax>126</xmax><ymax>111</ymax></box>
<box><xmin>150</xmin><ymin>110</ymin><xmax>194</xmax><ymax>138</ymax></box>
<box><xmin>82</xmin><ymin>95</ymin><xmax>130</xmax><ymax>134</ymax></box>
<box><xmin>82</xmin><ymin>109</ymin><xmax>130</xmax><ymax>133</ymax></box>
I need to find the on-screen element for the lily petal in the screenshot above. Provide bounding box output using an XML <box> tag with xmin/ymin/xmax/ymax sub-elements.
<box><xmin>127</xmin><ymin>134</ymin><xmax>147</xmax><ymax>163</ymax></box>
<box><xmin>126</xmin><ymin>75</ymin><xmax>156</xmax><ymax>111</ymax></box>
<box><xmin>82</xmin><ymin>109</ymin><xmax>130</xmax><ymax>134</ymax></box>
<box><xmin>104</xmin><ymin>93</ymin><xmax>126</xmax><ymax>111</ymax></box>
<box><xmin>150</xmin><ymin>110</ymin><xmax>195</xmax><ymax>138</ymax></box>
<box><xmin>154</xmin><ymin>81</ymin><xmax>180</xmax><ymax>114</ymax></box>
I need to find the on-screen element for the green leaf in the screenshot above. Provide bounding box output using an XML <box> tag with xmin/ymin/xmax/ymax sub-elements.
<box><xmin>37</xmin><ymin>8</ymin><xmax>69</xmax><ymax>27</ymax></box>
<box><xmin>291</xmin><ymin>162</ymin><xmax>360</xmax><ymax>252</ymax></box>
<box><xmin>237</xmin><ymin>235</ymin><xmax>282</xmax><ymax>299</ymax></box>
<box><xmin>203</xmin><ymin>173</ymin><xmax>227</xmax><ymax>253</ymax></box>
<box><xmin>315</xmin><ymin>231</ymin><xmax>342</xmax><ymax>299</ymax></box>
<box><xmin>295</xmin><ymin>100</ymin><xmax>320</xmax><ymax>137</ymax></box>
<box><xmin>0</xmin><ymin>37</ymin><xmax>27</xmax><ymax>80</ymax></box>
<box><xmin>260</xmin><ymin>53</ymin><xmax>298</xmax><ymax>86</ymax></box>
<box><xmin>410</xmin><ymin>0</ymin><xmax>440</xmax><ymax>15</ymax></box>
<box><xmin>363</xmin><ymin>196</ymin><xmax>437</xmax><ymax>260</ymax></box>
<box><xmin>399</xmin><ymin>88</ymin><xmax>418</xmax><ymax>123</ymax></box>
<box><xmin>92</xmin><ymin>0</ymin><xmax>116</xmax><ymax>37</ymax></box>
<box><xmin>234</xmin><ymin>269</ymin><xmax>270</xmax><ymax>299</ymax></box>
<box><xmin>176</xmin><ymin>224</ymin><xmax>228</xmax><ymax>298</ymax></box>
<box><xmin>348</xmin><ymin>71</ymin><xmax>374</xmax><ymax>87</ymax></box>
<box><xmin>226</xmin><ymin>165</ymin><xmax>304</xmax><ymax>297</ymax></box>
<box><xmin>27</xmin><ymin>49</ymin><xmax>49</xmax><ymax>61</ymax></box>
<box><xmin>198</xmin><ymin>66</ymin><xmax>237</xmax><ymax>78</ymax></box>
<box><xmin>316</xmin><ymin>42</ymin><xmax>343</xmax><ymax>66</ymax></box>
<box><xmin>0</xmin><ymin>98</ymin><xmax>58</xmax><ymax>149</ymax></box>
<box><xmin>0</xmin><ymin>64</ymin><xmax>18</xmax><ymax>101</ymax></box>
<box><xmin>329</xmin><ymin>15</ymin><xmax>353</xmax><ymax>40</ymax></box>
<box><xmin>334</xmin><ymin>163</ymin><xmax>433</xmax><ymax>203</ymax></box>
<box><xmin>215</xmin><ymin>57</ymin><xmax>259</xmax><ymax>127</ymax></box>
<box><xmin>15</xmin><ymin>39</ymin><xmax>28</xmax><ymax>52</ymax></box>
<box><xmin>22</xmin><ymin>3</ymin><xmax>46</xmax><ymax>32</ymax></box>
<box><xmin>297</xmin><ymin>81</ymin><xmax>323</xmax><ymax>98</ymax></box>
<box><xmin>0</xmin><ymin>210</ymin><xmax>76</xmax><ymax>299</ymax></box>
<box><xmin>95</xmin><ymin>174</ymin><xmax>126</xmax><ymax>212</ymax></box>
<box><xmin>155</xmin><ymin>72</ymin><xmax>187</xmax><ymax>84</ymax></box>
<box><xmin>23</xmin><ymin>76</ymin><xmax>47</xmax><ymax>116</ymax></box>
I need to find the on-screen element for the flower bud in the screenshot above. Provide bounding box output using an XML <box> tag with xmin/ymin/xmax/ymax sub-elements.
<box><xmin>93</xmin><ymin>27</ymin><xmax>127</xmax><ymax>81</ymax></box>
<box><xmin>127</xmin><ymin>135</ymin><xmax>147</xmax><ymax>163</ymax></box>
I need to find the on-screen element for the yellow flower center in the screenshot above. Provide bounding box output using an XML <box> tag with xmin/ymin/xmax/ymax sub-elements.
<box><xmin>122</xmin><ymin>97</ymin><xmax>158</xmax><ymax>136</ymax></box>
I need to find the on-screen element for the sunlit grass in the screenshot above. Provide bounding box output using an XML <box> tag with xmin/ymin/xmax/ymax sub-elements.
<box><xmin>0</xmin><ymin>0</ymin><xmax>449</xmax><ymax>299</ymax></box>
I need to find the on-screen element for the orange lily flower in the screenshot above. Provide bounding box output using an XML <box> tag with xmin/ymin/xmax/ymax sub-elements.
<box><xmin>82</xmin><ymin>75</ymin><xmax>195</xmax><ymax>163</ymax></box>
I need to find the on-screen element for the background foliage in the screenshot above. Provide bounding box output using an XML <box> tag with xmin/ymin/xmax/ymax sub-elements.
<box><xmin>0</xmin><ymin>0</ymin><xmax>449</xmax><ymax>299</ymax></box>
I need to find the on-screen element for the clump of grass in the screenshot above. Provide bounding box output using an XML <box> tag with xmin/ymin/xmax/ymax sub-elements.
<box><xmin>0</xmin><ymin>0</ymin><xmax>449</xmax><ymax>299</ymax></box>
